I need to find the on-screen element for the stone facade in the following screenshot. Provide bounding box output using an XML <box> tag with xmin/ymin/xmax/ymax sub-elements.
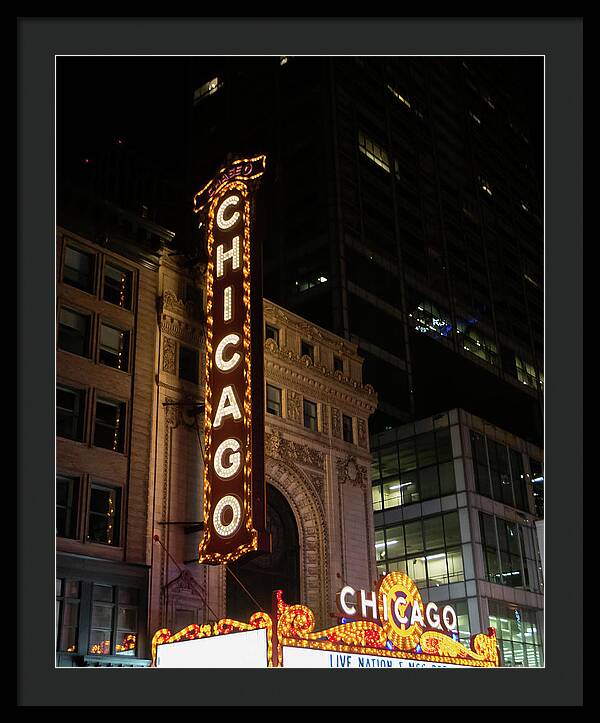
<box><xmin>56</xmin><ymin>225</ymin><xmax>378</xmax><ymax>660</ymax></box>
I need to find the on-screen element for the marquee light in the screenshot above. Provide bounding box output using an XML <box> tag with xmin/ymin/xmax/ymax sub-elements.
<box><xmin>195</xmin><ymin>155</ymin><xmax>270</xmax><ymax>565</ymax></box>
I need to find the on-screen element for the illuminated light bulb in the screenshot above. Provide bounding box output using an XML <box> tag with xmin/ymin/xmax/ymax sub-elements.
<box><xmin>224</xmin><ymin>286</ymin><xmax>233</xmax><ymax>322</ymax></box>
<box><xmin>216</xmin><ymin>195</ymin><xmax>241</xmax><ymax>230</ymax></box>
<box><xmin>215</xmin><ymin>333</ymin><xmax>241</xmax><ymax>372</ymax></box>
<box><xmin>213</xmin><ymin>385</ymin><xmax>242</xmax><ymax>428</ymax></box>
<box><xmin>213</xmin><ymin>438</ymin><xmax>242</xmax><ymax>479</ymax></box>
<box><xmin>213</xmin><ymin>495</ymin><xmax>242</xmax><ymax>537</ymax></box>
<box><xmin>216</xmin><ymin>236</ymin><xmax>241</xmax><ymax>277</ymax></box>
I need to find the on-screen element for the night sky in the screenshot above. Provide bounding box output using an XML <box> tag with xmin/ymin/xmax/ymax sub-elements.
<box><xmin>57</xmin><ymin>55</ymin><xmax>544</xmax><ymax>200</ymax></box>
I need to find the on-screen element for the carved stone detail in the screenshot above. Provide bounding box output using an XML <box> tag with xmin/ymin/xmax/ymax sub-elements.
<box><xmin>163</xmin><ymin>395</ymin><xmax>181</xmax><ymax>428</ymax></box>
<box><xmin>162</xmin><ymin>337</ymin><xmax>177</xmax><ymax>374</ymax></box>
<box><xmin>321</xmin><ymin>404</ymin><xmax>329</xmax><ymax>435</ymax></box>
<box><xmin>265</xmin><ymin>430</ymin><xmax>325</xmax><ymax>470</ymax></box>
<box><xmin>160</xmin><ymin>314</ymin><xmax>203</xmax><ymax>347</ymax></box>
<box><xmin>357</xmin><ymin>418</ymin><xmax>368</xmax><ymax>449</ymax></box>
<box><xmin>304</xmin><ymin>471</ymin><xmax>326</xmax><ymax>503</ymax></box>
<box><xmin>286</xmin><ymin>390</ymin><xmax>302</xmax><ymax>424</ymax></box>
<box><xmin>161</xmin><ymin>289</ymin><xmax>202</xmax><ymax>320</ymax></box>
<box><xmin>264</xmin><ymin>340</ymin><xmax>377</xmax><ymax>406</ymax></box>
<box><xmin>336</xmin><ymin>454</ymin><xmax>368</xmax><ymax>488</ymax></box>
<box><xmin>331</xmin><ymin>407</ymin><xmax>341</xmax><ymax>438</ymax></box>
<box><xmin>264</xmin><ymin>337</ymin><xmax>278</xmax><ymax>353</ymax></box>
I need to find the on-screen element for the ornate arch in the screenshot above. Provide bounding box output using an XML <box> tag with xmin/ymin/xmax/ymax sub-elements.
<box><xmin>265</xmin><ymin>455</ymin><xmax>329</xmax><ymax>627</ymax></box>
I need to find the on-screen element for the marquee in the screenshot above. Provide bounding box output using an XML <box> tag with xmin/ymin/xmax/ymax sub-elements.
<box><xmin>152</xmin><ymin>572</ymin><xmax>500</xmax><ymax>668</ymax></box>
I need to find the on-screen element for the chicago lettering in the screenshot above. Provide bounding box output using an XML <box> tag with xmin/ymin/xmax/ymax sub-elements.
<box><xmin>337</xmin><ymin>584</ymin><xmax>457</xmax><ymax>632</ymax></box>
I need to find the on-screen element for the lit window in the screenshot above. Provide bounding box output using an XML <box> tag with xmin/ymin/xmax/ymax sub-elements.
<box><xmin>99</xmin><ymin>323</ymin><xmax>130</xmax><ymax>372</ymax></box>
<box><xmin>458</xmin><ymin>323</ymin><xmax>497</xmax><ymax>365</ymax></box>
<box><xmin>358</xmin><ymin>130</ymin><xmax>390</xmax><ymax>173</ymax></box>
<box><xmin>410</xmin><ymin>301</ymin><xmax>452</xmax><ymax>337</ymax></box>
<box><xmin>94</xmin><ymin>397</ymin><xmax>126</xmax><ymax>453</ymax></box>
<box><xmin>193</xmin><ymin>77</ymin><xmax>222</xmax><ymax>104</ymax></box>
<box><xmin>89</xmin><ymin>585</ymin><xmax>138</xmax><ymax>657</ymax></box>
<box><xmin>480</xmin><ymin>177</ymin><xmax>493</xmax><ymax>195</ymax></box>
<box><xmin>88</xmin><ymin>485</ymin><xmax>121</xmax><ymax>546</ymax></box>
<box><xmin>516</xmin><ymin>356</ymin><xmax>537</xmax><ymax>389</ymax></box>
<box><xmin>103</xmin><ymin>263</ymin><xmax>132</xmax><ymax>309</ymax></box>
<box><xmin>294</xmin><ymin>274</ymin><xmax>328</xmax><ymax>293</ymax></box>
<box><xmin>387</xmin><ymin>85</ymin><xmax>411</xmax><ymax>108</ymax></box>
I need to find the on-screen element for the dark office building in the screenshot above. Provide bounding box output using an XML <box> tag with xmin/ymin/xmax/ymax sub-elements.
<box><xmin>188</xmin><ymin>56</ymin><xmax>543</xmax><ymax>445</ymax></box>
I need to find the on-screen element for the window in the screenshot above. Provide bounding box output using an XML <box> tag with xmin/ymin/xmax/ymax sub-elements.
<box><xmin>387</xmin><ymin>85</ymin><xmax>411</xmax><ymax>108</ymax></box>
<box><xmin>375</xmin><ymin>512</ymin><xmax>464</xmax><ymax>587</ymax></box>
<box><xmin>179</xmin><ymin>345</ymin><xmax>199</xmax><ymax>384</ymax></box>
<box><xmin>303</xmin><ymin>399</ymin><xmax>318</xmax><ymax>432</ymax></box>
<box><xmin>63</xmin><ymin>246</ymin><xmax>95</xmax><ymax>293</ymax></box>
<box><xmin>471</xmin><ymin>431</ymin><xmax>531</xmax><ymax>512</ymax></box>
<box><xmin>300</xmin><ymin>340</ymin><xmax>314</xmax><ymax>362</ymax></box>
<box><xmin>99</xmin><ymin>323</ymin><xmax>130</xmax><ymax>372</ymax></box>
<box><xmin>488</xmin><ymin>601</ymin><xmax>543</xmax><ymax>667</ymax></box>
<box><xmin>89</xmin><ymin>585</ymin><xmax>138</xmax><ymax>656</ymax></box>
<box><xmin>479</xmin><ymin>512</ymin><xmax>540</xmax><ymax>592</ymax></box>
<box><xmin>58</xmin><ymin>307</ymin><xmax>90</xmax><ymax>357</ymax></box>
<box><xmin>372</xmin><ymin>430</ymin><xmax>456</xmax><ymax>511</ymax></box>
<box><xmin>94</xmin><ymin>397</ymin><xmax>126</xmax><ymax>452</ymax></box>
<box><xmin>458</xmin><ymin>324</ymin><xmax>497</xmax><ymax>366</ymax></box>
<box><xmin>265</xmin><ymin>324</ymin><xmax>279</xmax><ymax>345</ymax></box>
<box><xmin>342</xmin><ymin>414</ymin><xmax>353</xmax><ymax>443</ymax></box>
<box><xmin>333</xmin><ymin>355</ymin><xmax>344</xmax><ymax>373</ymax></box>
<box><xmin>88</xmin><ymin>484</ymin><xmax>121</xmax><ymax>546</ymax></box>
<box><xmin>193</xmin><ymin>77</ymin><xmax>222</xmax><ymax>104</ymax></box>
<box><xmin>516</xmin><ymin>356</ymin><xmax>537</xmax><ymax>388</ymax></box>
<box><xmin>103</xmin><ymin>262</ymin><xmax>132</xmax><ymax>309</ymax></box>
<box><xmin>56</xmin><ymin>475</ymin><xmax>79</xmax><ymax>539</ymax></box>
<box><xmin>266</xmin><ymin>384</ymin><xmax>282</xmax><ymax>417</ymax></box>
<box><xmin>56</xmin><ymin>579</ymin><xmax>81</xmax><ymax>653</ymax></box>
<box><xmin>57</xmin><ymin>385</ymin><xmax>85</xmax><ymax>441</ymax></box>
<box><xmin>358</xmin><ymin>130</ymin><xmax>390</xmax><ymax>172</ymax></box>
<box><xmin>295</xmin><ymin>274</ymin><xmax>328</xmax><ymax>293</ymax></box>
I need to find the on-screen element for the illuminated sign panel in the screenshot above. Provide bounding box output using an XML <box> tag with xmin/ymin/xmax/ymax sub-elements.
<box><xmin>194</xmin><ymin>155</ymin><xmax>269</xmax><ymax>565</ymax></box>
<box><xmin>156</xmin><ymin>627</ymin><xmax>268</xmax><ymax>668</ymax></box>
<box><xmin>152</xmin><ymin>572</ymin><xmax>500</xmax><ymax>667</ymax></box>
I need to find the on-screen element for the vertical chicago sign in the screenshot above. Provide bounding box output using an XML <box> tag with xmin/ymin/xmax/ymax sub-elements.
<box><xmin>193</xmin><ymin>155</ymin><xmax>270</xmax><ymax>565</ymax></box>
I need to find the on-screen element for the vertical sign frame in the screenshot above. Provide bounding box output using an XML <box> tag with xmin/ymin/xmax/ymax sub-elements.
<box><xmin>194</xmin><ymin>155</ymin><xmax>270</xmax><ymax>565</ymax></box>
